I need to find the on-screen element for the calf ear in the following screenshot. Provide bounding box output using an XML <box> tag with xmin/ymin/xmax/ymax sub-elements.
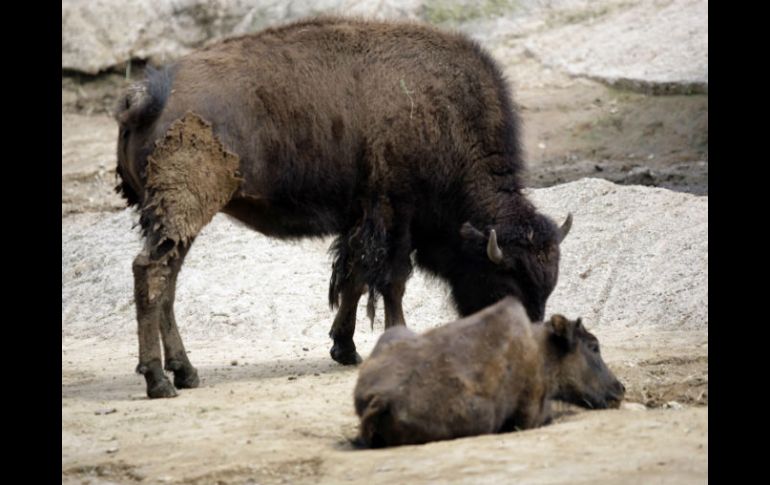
<box><xmin>547</xmin><ymin>314</ymin><xmax>577</xmax><ymax>351</ymax></box>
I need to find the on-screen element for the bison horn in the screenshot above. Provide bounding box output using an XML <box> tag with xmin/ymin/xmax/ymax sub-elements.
<box><xmin>487</xmin><ymin>229</ymin><xmax>504</xmax><ymax>264</ymax></box>
<box><xmin>558</xmin><ymin>213</ymin><xmax>573</xmax><ymax>243</ymax></box>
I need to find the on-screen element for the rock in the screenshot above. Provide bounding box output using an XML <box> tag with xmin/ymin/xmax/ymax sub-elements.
<box><xmin>622</xmin><ymin>167</ymin><xmax>656</xmax><ymax>186</ymax></box>
<box><xmin>530</xmin><ymin>179</ymin><xmax>707</xmax><ymax>330</ymax></box>
<box><xmin>62</xmin><ymin>0</ymin><xmax>425</xmax><ymax>74</ymax></box>
<box><xmin>94</xmin><ymin>408</ymin><xmax>118</xmax><ymax>415</ymax></box>
<box><xmin>621</xmin><ymin>402</ymin><xmax>646</xmax><ymax>412</ymax></box>
<box><xmin>523</xmin><ymin>0</ymin><xmax>707</xmax><ymax>94</ymax></box>
<box><xmin>63</xmin><ymin>0</ymin><xmax>707</xmax><ymax>101</ymax></box>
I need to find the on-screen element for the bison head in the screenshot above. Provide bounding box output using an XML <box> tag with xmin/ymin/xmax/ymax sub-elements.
<box><xmin>455</xmin><ymin>213</ymin><xmax>572</xmax><ymax>322</ymax></box>
<box><xmin>545</xmin><ymin>315</ymin><xmax>625</xmax><ymax>409</ymax></box>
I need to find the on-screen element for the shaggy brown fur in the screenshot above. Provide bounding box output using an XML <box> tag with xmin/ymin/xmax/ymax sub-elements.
<box><xmin>354</xmin><ymin>297</ymin><xmax>625</xmax><ymax>447</ymax></box>
<box><xmin>114</xmin><ymin>17</ymin><xmax>572</xmax><ymax>398</ymax></box>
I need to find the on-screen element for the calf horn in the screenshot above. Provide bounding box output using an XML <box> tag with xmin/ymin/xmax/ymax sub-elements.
<box><xmin>487</xmin><ymin>229</ymin><xmax>504</xmax><ymax>264</ymax></box>
<box><xmin>558</xmin><ymin>213</ymin><xmax>573</xmax><ymax>243</ymax></box>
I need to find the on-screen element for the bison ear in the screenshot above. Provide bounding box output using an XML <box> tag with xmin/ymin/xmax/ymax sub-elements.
<box><xmin>547</xmin><ymin>314</ymin><xmax>577</xmax><ymax>351</ymax></box>
<box><xmin>460</xmin><ymin>222</ymin><xmax>485</xmax><ymax>241</ymax></box>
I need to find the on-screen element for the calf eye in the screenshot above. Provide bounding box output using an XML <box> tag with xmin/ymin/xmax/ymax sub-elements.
<box><xmin>588</xmin><ymin>342</ymin><xmax>600</xmax><ymax>353</ymax></box>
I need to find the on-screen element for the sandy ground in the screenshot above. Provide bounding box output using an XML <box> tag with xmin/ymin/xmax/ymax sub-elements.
<box><xmin>62</xmin><ymin>180</ymin><xmax>707</xmax><ymax>484</ymax></box>
<box><xmin>62</xmin><ymin>3</ymin><xmax>708</xmax><ymax>483</ymax></box>
<box><xmin>63</xmin><ymin>332</ymin><xmax>706</xmax><ymax>485</ymax></box>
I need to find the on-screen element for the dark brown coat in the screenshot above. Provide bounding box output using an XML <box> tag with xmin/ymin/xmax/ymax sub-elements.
<box><xmin>354</xmin><ymin>297</ymin><xmax>625</xmax><ymax>447</ymax></box>
<box><xmin>114</xmin><ymin>17</ymin><xmax>572</xmax><ymax>398</ymax></box>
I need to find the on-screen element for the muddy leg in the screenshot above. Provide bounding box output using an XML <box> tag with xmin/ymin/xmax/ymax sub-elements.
<box><xmin>329</xmin><ymin>277</ymin><xmax>365</xmax><ymax>365</ymax></box>
<box><xmin>132</xmin><ymin>111</ymin><xmax>241</xmax><ymax>398</ymax></box>
<box><xmin>158</xmin><ymin>243</ymin><xmax>199</xmax><ymax>390</ymax></box>
<box><xmin>133</xmin><ymin>243</ymin><xmax>182</xmax><ymax>399</ymax></box>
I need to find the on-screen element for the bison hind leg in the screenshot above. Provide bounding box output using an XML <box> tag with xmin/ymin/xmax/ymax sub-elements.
<box><xmin>366</xmin><ymin>286</ymin><xmax>377</xmax><ymax>329</ymax></box>
<box><xmin>327</xmin><ymin>274</ymin><xmax>365</xmax><ymax>365</ymax></box>
<box><xmin>133</xmin><ymin>111</ymin><xmax>241</xmax><ymax>398</ymax></box>
<box><xmin>327</xmin><ymin>234</ymin><xmax>365</xmax><ymax>365</ymax></box>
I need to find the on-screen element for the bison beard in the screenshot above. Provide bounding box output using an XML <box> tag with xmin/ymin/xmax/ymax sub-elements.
<box><xmin>114</xmin><ymin>16</ymin><xmax>572</xmax><ymax>398</ymax></box>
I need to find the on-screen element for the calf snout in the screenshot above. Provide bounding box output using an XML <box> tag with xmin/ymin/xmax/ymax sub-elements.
<box><xmin>606</xmin><ymin>380</ymin><xmax>626</xmax><ymax>408</ymax></box>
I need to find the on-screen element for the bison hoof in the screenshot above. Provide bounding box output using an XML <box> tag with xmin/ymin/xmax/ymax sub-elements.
<box><xmin>139</xmin><ymin>361</ymin><xmax>178</xmax><ymax>398</ymax></box>
<box><xmin>330</xmin><ymin>342</ymin><xmax>363</xmax><ymax>366</ymax></box>
<box><xmin>173</xmin><ymin>367</ymin><xmax>200</xmax><ymax>389</ymax></box>
<box><xmin>147</xmin><ymin>378</ymin><xmax>178</xmax><ymax>399</ymax></box>
<box><xmin>165</xmin><ymin>359</ymin><xmax>200</xmax><ymax>390</ymax></box>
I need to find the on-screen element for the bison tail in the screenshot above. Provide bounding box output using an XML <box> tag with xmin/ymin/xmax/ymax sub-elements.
<box><xmin>367</xmin><ymin>288</ymin><xmax>377</xmax><ymax>330</ymax></box>
<box><xmin>328</xmin><ymin>196</ymin><xmax>391</xmax><ymax>311</ymax></box>
<box><xmin>113</xmin><ymin>65</ymin><xmax>174</xmax><ymax>129</ymax></box>
<box><xmin>328</xmin><ymin>235</ymin><xmax>346</xmax><ymax>310</ymax></box>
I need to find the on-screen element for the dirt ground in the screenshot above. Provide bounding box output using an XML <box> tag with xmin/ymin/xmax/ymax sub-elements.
<box><xmin>61</xmin><ymin>11</ymin><xmax>707</xmax><ymax>485</ymax></box>
<box><xmin>62</xmin><ymin>331</ymin><xmax>706</xmax><ymax>485</ymax></box>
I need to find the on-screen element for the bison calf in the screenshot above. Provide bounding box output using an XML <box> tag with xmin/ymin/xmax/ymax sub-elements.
<box><xmin>354</xmin><ymin>297</ymin><xmax>625</xmax><ymax>447</ymax></box>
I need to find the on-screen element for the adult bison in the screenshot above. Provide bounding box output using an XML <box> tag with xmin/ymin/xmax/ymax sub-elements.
<box><xmin>114</xmin><ymin>17</ymin><xmax>573</xmax><ymax>398</ymax></box>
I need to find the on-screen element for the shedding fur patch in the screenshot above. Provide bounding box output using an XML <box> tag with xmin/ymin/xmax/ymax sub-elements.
<box><xmin>328</xmin><ymin>194</ymin><xmax>392</xmax><ymax>312</ymax></box>
<box><xmin>141</xmin><ymin>111</ymin><xmax>241</xmax><ymax>248</ymax></box>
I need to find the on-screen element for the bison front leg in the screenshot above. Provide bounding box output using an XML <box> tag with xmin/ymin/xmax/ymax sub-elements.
<box><xmin>132</xmin><ymin>111</ymin><xmax>241</xmax><ymax>398</ymax></box>
<box><xmin>158</xmin><ymin>244</ymin><xmax>199</xmax><ymax>390</ymax></box>
<box><xmin>133</xmin><ymin>243</ymin><xmax>190</xmax><ymax>398</ymax></box>
<box><xmin>329</xmin><ymin>277</ymin><xmax>365</xmax><ymax>365</ymax></box>
<box><xmin>135</xmin><ymin>241</ymin><xmax>199</xmax><ymax>396</ymax></box>
<box><xmin>500</xmin><ymin>396</ymin><xmax>550</xmax><ymax>433</ymax></box>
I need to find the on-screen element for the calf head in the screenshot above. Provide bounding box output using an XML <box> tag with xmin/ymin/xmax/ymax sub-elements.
<box><xmin>545</xmin><ymin>315</ymin><xmax>625</xmax><ymax>409</ymax></box>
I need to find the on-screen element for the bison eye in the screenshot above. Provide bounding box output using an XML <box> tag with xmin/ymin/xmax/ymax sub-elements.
<box><xmin>587</xmin><ymin>342</ymin><xmax>600</xmax><ymax>353</ymax></box>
